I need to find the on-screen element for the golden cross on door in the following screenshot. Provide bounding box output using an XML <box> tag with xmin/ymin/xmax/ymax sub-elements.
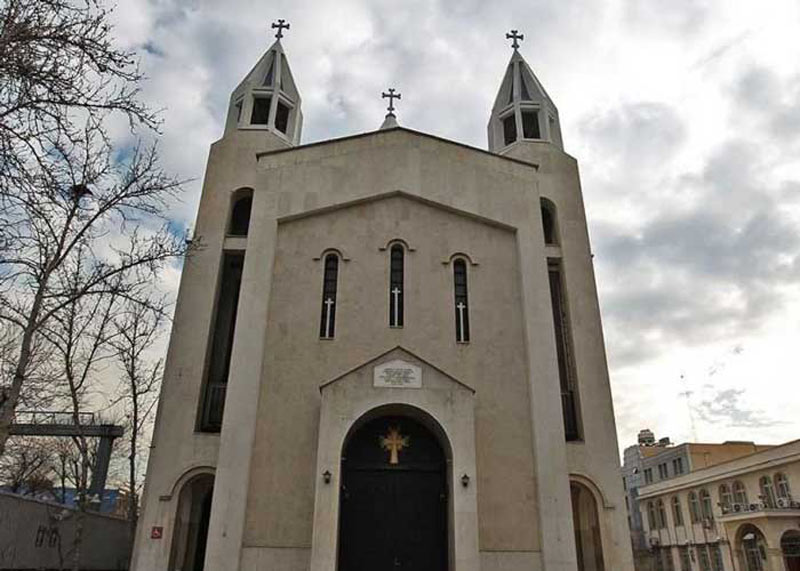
<box><xmin>380</xmin><ymin>426</ymin><xmax>409</xmax><ymax>465</ymax></box>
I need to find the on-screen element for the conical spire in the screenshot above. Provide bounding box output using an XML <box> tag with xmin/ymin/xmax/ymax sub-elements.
<box><xmin>224</xmin><ymin>21</ymin><xmax>303</xmax><ymax>145</ymax></box>
<box><xmin>487</xmin><ymin>32</ymin><xmax>563</xmax><ymax>153</ymax></box>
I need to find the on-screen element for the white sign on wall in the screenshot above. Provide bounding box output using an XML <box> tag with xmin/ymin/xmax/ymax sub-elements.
<box><xmin>373</xmin><ymin>360</ymin><xmax>422</xmax><ymax>389</ymax></box>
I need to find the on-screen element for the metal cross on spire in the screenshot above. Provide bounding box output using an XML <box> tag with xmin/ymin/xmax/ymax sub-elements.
<box><xmin>272</xmin><ymin>19</ymin><xmax>290</xmax><ymax>39</ymax></box>
<box><xmin>506</xmin><ymin>29</ymin><xmax>524</xmax><ymax>50</ymax></box>
<box><xmin>382</xmin><ymin>88</ymin><xmax>401</xmax><ymax>115</ymax></box>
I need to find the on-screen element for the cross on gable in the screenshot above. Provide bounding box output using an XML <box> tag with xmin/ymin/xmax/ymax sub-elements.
<box><xmin>506</xmin><ymin>29</ymin><xmax>524</xmax><ymax>50</ymax></box>
<box><xmin>272</xmin><ymin>19</ymin><xmax>290</xmax><ymax>39</ymax></box>
<box><xmin>381</xmin><ymin>88</ymin><xmax>401</xmax><ymax>114</ymax></box>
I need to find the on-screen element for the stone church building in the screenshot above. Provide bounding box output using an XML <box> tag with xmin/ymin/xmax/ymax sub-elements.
<box><xmin>132</xmin><ymin>24</ymin><xmax>634</xmax><ymax>571</ymax></box>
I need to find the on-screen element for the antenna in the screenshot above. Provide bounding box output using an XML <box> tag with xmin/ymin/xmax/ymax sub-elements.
<box><xmin>679</xmin><ymin>373</ymin><xmax>698</xmax><ymax>441</ymax></box>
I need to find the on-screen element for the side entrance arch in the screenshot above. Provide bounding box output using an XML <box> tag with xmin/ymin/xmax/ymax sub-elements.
<box><xmin>782</xmin><ymin>530</ymin><xmax>800</xmax><ymax>571</ymax></box>
<box><xmin>337</xmin><ymin>414</ymin><xmax>448</xmax><ymax>571</ymax></box>
<box><xmin>168</xmin><ymin>473</ymin><xmax>214</xmax><ymax>571</ymax></box>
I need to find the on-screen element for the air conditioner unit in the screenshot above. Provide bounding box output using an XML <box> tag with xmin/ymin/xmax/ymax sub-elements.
<box><xmin>748</xmin><ymin>503</ymin><xmax>759</xmax><ymax>511</ymax></box>
<box><xmin>776</xmin><ymin>497</ymin><xmax>789</xmax><ymax>508</ymax></box>
<box><xmin>733</xmin><ymin>503</ymin><xmax>743</xmax><ymax>512</ymax></box>
<box><xmin>791</xmin><ymin>500</ymin><xmax>800</xmax><ymax>509</ymax></box>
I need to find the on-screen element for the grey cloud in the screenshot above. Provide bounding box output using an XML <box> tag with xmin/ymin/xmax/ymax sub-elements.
<box><xmin>623</xmin><ymin>0</ymin><xmax>709</xmax><ymax>36</ymax></box>
<box><xmin>733</xmin><ymin>65</ymin><xmax>800</xmax><ymax>144</ymax></box>
<box><xmin>694</xmin><ymin>389</ymin><xmax>785</xmax><ymax>428</ymax></box>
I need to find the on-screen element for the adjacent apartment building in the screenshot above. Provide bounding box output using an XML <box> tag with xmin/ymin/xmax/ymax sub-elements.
<box><xmin>637</xmin><ymin>438</ymin><xmax>800</xmax><ymax>571</ymax></box>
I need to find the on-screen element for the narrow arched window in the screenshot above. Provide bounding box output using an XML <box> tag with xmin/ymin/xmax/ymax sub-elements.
<box><xmin>541</xmin><ymin>198</ymin><xmax>558</xmax><ymax>245</ymax></box>
<box><xmin>759</xmin><ymin>475</ymin><xmax>776</xmax><ymax>507</ymax></box>
<box><xmin>453</xmin><ymin>259</ymin><xmax>470</xmax><ymax>343</ymax></box>
<box><xmin>646</xmin><ymin>501</ymin><xmax>656</xmax><ymax>530</ymax></box>
<box><xmin>688</xmin><ymin>491</ymin><xmax>701</xmax><ymax>523</ymax></box>
<box><xmin>719</xmin><ymin>484</ymin><xmax>733</xmax><ymax>511</ymax></box>
<box><xmin>671</xmin><ymin>496</ymin><xmax>684</xmax><ymax>527</ymax></box>
<box><xmin>319</xmin><ymin>254</ymin><xmax>339</xmax><ymax>339</ymax></box>
<box><xmin>656</xmin><ymin>499</ymin><xmax>667</xmax><ymax>529</ymax></box>
<box><xmin>699</xmin><ymin>488</ymin><xmax>713</xmax><ymax>520</ymax></box>
<box><xmin>733</xmin><ymin>480</ymin><xmax>748</xmax><ymax>505</ymax></box>
<box><xmin>229</xmin><ymin>192</ymin><xmax>253</xmax><ymax>236</ymax></box>
<box><xmin>776</xmin><ymin>472</ymin><xmax>791</xmax><ymax>499</ymax></box>
<box><xmin>389</xmin><ymin>245</ymin><xmax>404</xmax><ymax>327</ymax></box>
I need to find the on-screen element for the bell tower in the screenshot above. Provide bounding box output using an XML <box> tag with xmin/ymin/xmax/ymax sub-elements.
<box><xmin>487</xmin><ymin>30</ymin><xmax>563</xmax><ymax>154</ymax></box>
<box><xmin>224</xmin><ymin>19</ymin><xmax>303</xmax><ymax>147</ymax></box>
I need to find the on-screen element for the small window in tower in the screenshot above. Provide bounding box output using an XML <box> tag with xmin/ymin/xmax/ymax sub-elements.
<box><xmin>264</xmin><ymin>59</ymin><xmax>275</xmax><ymax>86</ymax></box>
<box><xmin>234</xmin><ymin>100</ymin><xmax>243</xmax><ymax>123</ymax></box>
<box><xmin>389</xmin><ymin>244</ymin><xmax>404</xmax><ymax>327</ymax></box>
<box><xmin>453</xmin><ymin>259</ymin><xmax>470</xmax><ymax>343</ymax></box>
<box><xmin>503</xmin><ymin>114</ymin><xmax>517</xmax><ymax>146</ymax></box>
<box><xmin>520</xmin><ymin>72</ymin><xmax>532</xmax><ymax>101</ymax></box>
<box><xmin>228</xmin><ymin>192</ymin><xmax>252</xmax><ymax>236</ymax></box>
<box><xmin>320</xmin><ymin>254</ymin><xmax>339</xmax><ymax>339</ymax></box>
<box><xmin>251</xmin><ymin>96</ymin><xmax>271</xmax><ymax>125</ymax></box>
<box><xmin>275</xmin><ymin>101</ymin><xmax>290</xmax><ymax>134</ymax></box>
<box><xmin>541</xmin><ymin>199</ymin><xmax>557</xmax><ymax>245</ymax></box>
<box><xmin>522</xmin><ymin>109</ymin><xmax>541</xmax><ymax>139</ymax></box>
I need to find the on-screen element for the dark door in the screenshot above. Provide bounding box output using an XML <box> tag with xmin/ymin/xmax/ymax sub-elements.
<box><xmin>338</xmin><ymin>415</ymin><xmax>448</xmax><ymax>571</ymax></box>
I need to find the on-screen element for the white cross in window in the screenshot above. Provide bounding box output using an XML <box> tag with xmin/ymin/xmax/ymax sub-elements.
<box><xmin>391</xmin><ymin>286</ymin><xmax>402</xmax><ymax>326</ymax></box>
<box><xmin>324</xmin><ymin>297</ymin><xmax>335</xmax><ymax>338</ymax></box>
<box><xmin>456</xmin><ymin>301</ymin><xmax>467</xmax><ymax>342</ymax></box>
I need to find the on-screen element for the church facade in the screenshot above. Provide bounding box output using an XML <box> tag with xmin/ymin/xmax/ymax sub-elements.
<box><xmin>132</xmin><ymin>26</ymin><xmax>634</xmax><ymax>571</ymax></box>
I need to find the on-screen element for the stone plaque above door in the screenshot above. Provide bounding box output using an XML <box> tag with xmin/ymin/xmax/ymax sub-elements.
<box><xmin>373</xmin><ymin>360</ymin><xmax>422</xmax><ymax>389</ymax></box>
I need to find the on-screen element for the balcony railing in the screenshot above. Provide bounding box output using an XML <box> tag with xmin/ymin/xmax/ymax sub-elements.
<box><xmin>200</xmin><ymin>382</ymin><xmax>227</xmax><ymax>432</ymax></box>
<box><xmin>719</xmin><ymin>498</ymin><xmax>800</xmax><ymax>518</ymax></box>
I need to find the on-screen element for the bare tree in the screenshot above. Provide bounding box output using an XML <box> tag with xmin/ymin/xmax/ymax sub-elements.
<box><xmin>0</xmin><ymin>435</ymin><xmax>54</xmax><ymax>494</ymax></box>
<box><xmin>0</xmin><ymin>0</ymin><xmax>191</xmax><ymax>455</ymax></box>
<box><xmin>109</xmin><ymin>295</ymin><xmax>166</xmax><ymax>552</ymax></box>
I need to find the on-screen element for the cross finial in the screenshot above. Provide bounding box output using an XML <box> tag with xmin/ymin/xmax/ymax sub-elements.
<box><xmin>272</xmin><ymin>19</ymin><xmax>290</xmax><ymax>40</ymax></box>
<box><xmin>506</xmin><ymin>29</ymin><xmax>524</xmax><ymax>50</ymax></box>
<box><xmin>382</xmin><ymin>88</ymin><xmax>401</xmax><ymax>115</ymax></box>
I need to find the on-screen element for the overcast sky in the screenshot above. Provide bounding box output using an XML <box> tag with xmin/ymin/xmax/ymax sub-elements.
<box><xmin>110</xmin><ymin>0</ymin><xmax>800</xmax><ymax>452</ymax></box>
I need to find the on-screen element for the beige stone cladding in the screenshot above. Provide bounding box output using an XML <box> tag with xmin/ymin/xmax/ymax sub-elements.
<box><xmin>638</xmin><ymin>439</ymin><xmax>800</xmax><ymax>571</ymax></box>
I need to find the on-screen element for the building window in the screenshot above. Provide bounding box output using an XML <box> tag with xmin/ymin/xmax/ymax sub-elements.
<box><xmin>678</xmin><ymin>546</ymin><xmax>691</xmax><ymax>571</ymax></box>
<box><xmin>733</xmin><ymin>480</ymin><xmax>748</xmax><ymax>505</ymax></box>
<box><xmin>234</xmin><ymin>99</ymin><xmax>243</xmax><ymax>122</ymax></box>
<box><xmin>698</xmin><ymin>546</ymin><xmax>711</xmax><ymax>571</ymax></box>
<box><xmin>319</xmin><ymin>254</ymin><xmax>339</xmax><ymax>339</ymax></box>
<box><xmin>710</xmin><ymin>544</ymin><xmax>724</xmax><ymax>571</ymax></box>
<box><xmin>672</xmin><ymin>496</ymin><xmax>684</xmax><ymax>527</ymax></box>
<box><xmin>776</xmin><ymin>472</ymin><xmax>791</xmax><ymax>499</ymax></box>
<box><xmin>658</xmin><ymin>462</ymin><xmax>669</xmax><ymax>480</ymax></box>
<box><xmin>389</xmin><ymin>244</ymin><xmax>404</xmax><ymax>327</ymax></box>
<box><xmin>228</xmin><ymin>191</ymin><xmax>253</xmax><ymax>236</ymax></box>
<box><xmin>759</xmin><ymin>475</ymin><xmax>776</xmax><ymax>508</ymax></box>
<box><xmin>200</xmin><ymin>252</ymin><xmax>244</xmax><ymax>432</ymax></box>
<box><xmin>647</xmin><ymin>501</ymin><xmax>657</xmax><ymax>530</ymax></box>
<box><xmin>688</xmin><ymin>491</ymin><xmax>701</xmax><ymax>523</ymax></box>
<box><xmin>644</xmin><ymin>468</ymin><xmax>653</xmax><ymax>484</ymax></box>
<box><xmin>719</xmin><ymin>484</ymin><xmax>733</xmax><ymax>511</ymax></box>
<box><xmin>699</xmin><ymin>489</ymin><xmax>713</xmax><ymax>520</ymax></box>
<box><xmin>521</xmin><ymin>109</ymin><xmax>541</xmax><ymax>139</ymax></box>
<box><xmin>672</xmin><ymin>457</ymin><xmax>684</xmax><ymax>475</ymax></box>
<box><xmin>541</xmin><ymin>198</ymin><xmax>557</xmax><ymax>245</ymax></box>
<box><xmin>502</xmin><ymin>114</ymin><xmax>517</xmax><ymax>146</ymax></box>
<box><xmin>251</xmin><ymin>96</ymin><xmax>271</xmax><ymax>125</ymax></box>
<box><xmin>275</xmin><ymin>100</ymin><xmax>290</xmax><ymax>134</ymax></box>
<box><xmin>657</xmin><ymin>498</ymin><xmax>667</xmax><ymax>529</ymax></box>
<box><xmin>548</xmin><ymin>259</ymin><xmax>580</xmax><ymax>440</ymax></box>
<box><xmin>453</xmin><ymin>259</ymin><xmax>470</xmax><ymax>343</ymax></box>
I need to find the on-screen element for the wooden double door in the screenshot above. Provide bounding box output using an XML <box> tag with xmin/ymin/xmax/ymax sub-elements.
<box><xmin>338</xmin><ymin>415</ymin><xmax>448</xmax><ymax>571</ymax></box>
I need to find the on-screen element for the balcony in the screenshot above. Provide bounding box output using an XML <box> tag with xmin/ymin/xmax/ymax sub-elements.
<box><xmin>718</xmin><ymin>499</ymin><xmax>800</xmax><ymax>522</ymax></box>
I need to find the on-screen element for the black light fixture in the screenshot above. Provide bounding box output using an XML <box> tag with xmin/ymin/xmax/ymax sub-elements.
<box><xmin>461</xmin><ymin>473</ymin><xmax>470</xmax><ymax>488</ymax></box>
<box><xmin>323</xmin><ymin>470</ymin><xmax>332</xmax><ymax>484</ymax></box>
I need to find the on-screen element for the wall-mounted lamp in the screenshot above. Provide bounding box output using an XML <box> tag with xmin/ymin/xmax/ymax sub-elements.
<box><xmin>461</xmin><ymin>474</ymin><xmax>470</xmax><ymax>488</ymax></box>
<box><xmin>323</xmin><ymin>470</ymin><xmax>332</xmax><ymax>484</ymax></box>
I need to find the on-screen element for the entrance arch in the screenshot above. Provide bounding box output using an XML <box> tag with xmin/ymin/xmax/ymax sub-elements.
<box><xmin>782</xmin><ymin>530</ymin><xmax>800</xmax><ymax>571</ymax></box>
<box><xmin>737</xmin><ymin>524</ymin><xmax>769</xmax><ymax>571</ymax></box>
<box><xmin>337</xmin><ymin>413</ymin><xmax>448</xmax><ymax>571</ymax></box>
<box><xmin>168</xmin><ymin>473</ymin><xmax>214</xmax><ymax>571</ymax></box>
<box><xmin>570</xmin><ymin>480</ymin><xmax>605</xmax><ymax>571</ymax></box>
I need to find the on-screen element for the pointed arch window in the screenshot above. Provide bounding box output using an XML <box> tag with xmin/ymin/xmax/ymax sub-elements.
<box><xmin>453</xmin><ymin>259</ymin><xmax>470</xmax><ymax>343</ymax></box>
<box><xmin>389</xmin><ymin>244</ymin><xmax>404</xmax><ymax>327</ymax></box>
<box><xmin>319</xmin><ymin>254</ymin><xmax>339</xmax><ymax>339</ymax></box>
<box><xmin>548</xmin><ymin>259</ymin><xmax>580</xmax><ymax>440</ymax></box>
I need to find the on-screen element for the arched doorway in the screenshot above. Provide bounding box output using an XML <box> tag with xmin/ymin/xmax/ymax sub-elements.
<box><xmin>737</xmin><ymin>524</ymin><xmax>768</xmax><ymax>571</ymax></box>
<box><xmin>168</xmin><ymin>473</ymin><xmax>214</xmax><ymax>571</ymax></box>
<box><xmin>338</xmin><ymin>414</ymin><xmax>448</xmax><ymax>571</ymax></box>
<box><xmin>782</xmin><ymin>530</ymin><xmax>800</xmax><ymax>571</ymax></box>
<box><xmin>570</xmin><ymin>481</ymin><xmax>605</xmax><ymax>571</ymax></box>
